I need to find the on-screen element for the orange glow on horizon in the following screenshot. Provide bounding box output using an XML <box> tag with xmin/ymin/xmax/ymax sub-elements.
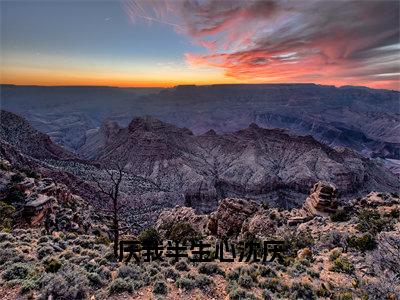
<box><xmin>1</xmin><ymin>64</ymin><xmax>398</xmax><ymax>90</ymax></box>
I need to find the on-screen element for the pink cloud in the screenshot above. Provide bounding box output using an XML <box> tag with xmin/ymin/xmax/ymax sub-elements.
<box><xmin>123</xmin><ymin>0</ymin><xmax>400</xmax><ymax>90</ymax></box>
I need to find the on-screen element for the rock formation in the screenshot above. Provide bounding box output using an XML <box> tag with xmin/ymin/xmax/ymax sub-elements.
<box><xmin>302</xmin><ymin>181</ymin><xmax>339</xmax><ymax>217</ymax></box>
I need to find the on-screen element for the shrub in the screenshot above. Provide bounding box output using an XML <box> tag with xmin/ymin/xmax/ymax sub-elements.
<box><xmin>87</xmin><ymin>272</ymin><xmax>104</xmax><ymax>288</ymax></box>
<box><xmin>329</xmin><ymin>250</ymin><xmax>341</xmax><ymax>261</ymax></box>
<box><xmin>227</xmin><ymin>269</ymin><xmax>240</xmax><ymax>281</ymax></box>
<box><xmin>166</xmin><ymin>222</ymin><xmax>201</xmax><ymax>243</ymax></box>
<box><xmin>290</xmin><ymin>282</ymin><xmax>316</xmax><ymax>300</ymax></box>
<box><xmin>261</xmin><ymin>202</ymin><xmax>269</xmax><ymax>210</ymax></box>
<box><xmin>43</xmin><ymin>258</ymin><xmax>62</xmax><ymax>273</ymax></box>
<box><xmin>348</xmin><ymin>233</ymin><xmax>376</xmax><ymax>252</ymax></box>
<box><xmin>262</xmin><ymin>289</ymin><xmax>273</xmax><ymax>300</ymax></box>
<box><xmin>0</xmin><ymin>201</ymin><xmax>15</xmax><ymax>232</ymax></box>
<box><xmin>0</xmin><ymin>160</ymin><xmax>11</xmax><ymax>171</ymax></box>
<box><xmin>40</xmin><ymin>265</ymin><xmax>89</xmax><ymax>300</ymax></box>
<box><xmin>94</xmin><ymin>235</ymin><xmax>111</xmax><ymax>245</ymax></box>
<box><xmin>316</xmin><ymin>284</ymin><xmax>332</xmax><ymax>297</ymax></box>
<box><xmin>2</xmin><ymin>263</ymin><xmax>31</xmax><ymax>281</ymax></box>
<box><xmin>192</xmin><ymin>274</ymin><xmax>213</xmax><ymax>291</ymax></box>
<box><xmin>238</xmin><ymin>274</ymin><xmax>253</xmax><ymax>289</ymax></box>
<box><xmin>117</xmin><ymin>265</ymin><xmax>141</xmax><ymax>280</ymax></box>
<box><xmin>284</xmin><ymin>230</ymin><xmax>314</xmax><ymax>257</ymax></box>
<box><xmin>258</xmin><ymin>278</ymin><xmax>282</xmax><ymax>293</ymax></box>
<box><xmin>240</xmin><ymin>232</ymin><xmax>263</xmax><ymax>257</ymax></box>
<box><xmin>21</xmin><ymin>168</ymin><xmax>40</xmax><ymax>179</ymax></box>
<box><xmin>356</xmin><ymin>209</ymin><xmax>392</xmax><ymax>234</ymax></box>
<box><xmin>389</xmin><ymin>208</ymin><xmax>399</xmax><ymax>218</ymax></box>
<box><xmin>11</xmin><ymin>173</ymin><xmax>24</xmax><ymax>183</ymax></box>
<box><xmin>162</xmin><ymin>267</ymin><xmax>180</xmax><ymax>280</ymax></box>
<box><xmin>337</xmin><ymin>291</ymin><xmax>353</xmax><ymax>300</ymax></box>
<box><xmin>331</xmin><ymin>209</ymin><xmax>350</xmax><ymax>222</ymax></box>
<box><xmin>0</xmin><ymin>248</ymin><xmax>24</xmax><ymax>265</ymax></box>
<box><xmin>4</xmin><ymin>187</ymin><xmax>25</xmax><ymax>205</ymax></box>
<box><xmin>198</xmin><ymin>262</ymin><xmax>225</xmax><ymax>276</ymax></box>
<box><xmin>96</xmin><ymin>266</ymin><xmax>112</xmax><ymax>281</ymax></box>
<box><xmin>109</xmin><ymin>278</ymin><xmax>133</xmax><ymax>294</ymax></box>
<box><xmin>175</xmin><ymin>260</ymin><xmax>189</xmax><ymax>271</ymax></box>
<box><xmin>147</xmin><ymin>266</ymin><xmax>160</xmax><ymax>276</ymax></box>
<box><xmin>37</xmin><ymin>245</ymin><xmax>54</xmax><ymax>259</ymax></box>
<box><xmin>228</xmin><ymin>287</ymin><xmax>258</xmax><ymax>300</ymax></box>
<box><xmin>38</xmin><ymin>236</ymin><xmax>51</xmax><ymax>244</ymax></box>
<box><xmin>259</xmin><ymin>265</ymin><xmax>277</xmax><ymax>278</ymax></box>
<box><xmin>20</xmin><ymin>278</ymin><xmax>40</xmax><ymax>294</ymax></box>
<box><xmin>176</xmin><ymin>276</ymin><xmax>196</xmax><ymax>291</ymax></box>
<box><xmin>330</xmin><ymin>257</ymin><xmax>354</xmax><ymax>274</ymax></box>
<box><xmin>138</xmin><ymin>227</ymin><xmax>160</xmax><ymax>246</ymax></box>
<box><xmin>153</xmin><ymin>280</ymin><xmax>168</xmax><ymax>295</ymax></box>
<box><xmin>0</xmin><ymin>232</ymin><xmax>15</xmax><ymax>242</ymax></box>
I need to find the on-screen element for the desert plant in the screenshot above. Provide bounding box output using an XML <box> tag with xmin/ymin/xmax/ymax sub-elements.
<box><xmin>238</xmin><ymin>274</ymin><xmax>254</xmax><ymax>289</ymax></box>
<box><xmin>11</xmin><ymin>173</ymin><xmax>24</xmax><ymax>183</ymax></box>
<box><xmin>389</xmin><ymin>208</ymin><xmax>399</xmax><ymax>218</ymax></box>
<box><xmin>109</xmin><ymin>278</ymin><xmax>133</xmax><ymax>294</ymax></box>
<box><xmin>0</xmin><ymin>201</ymin><xmax>15</xmax><ymax>231</ymax></box>
<box><xmin>290</xmin><ymin>282</ymin><xmax>316</xmax><ymax>299</ymax></box>
<box><xmin>330</xmin><ymin>209</ymin><xmax>350</xmax><ymax>222</ymax></box>
<box><xmin>43</xmin><ymin>258</ymin><xmax>62</xmax><ymax>273</ymax></box>
<box><xmin>87</xmin><ymin>272</ymin><xmax>104</xmax><ymax>288</ymax></box>
<box><xmin>262</xmin><ymin>289</ymin><xmax>273</xmax><ymax>300</ymax></box>
<box><xmin>259</xmin><ymin>265</ymin><xmax>277</xmax><ymax>278</ymax></box>
<box><xmin>153</xmin><ymin>280</ymin><xmax>168</xmax><ymax>295</ymax></box>
<box><xmin>37</xmin><ymin>245</ymin><xmax>54</xmax><ymax>259</ymax></box>
<box><xmin>176</xmin><ymin>275</ymin><xmax>196</xmax><ymax>291</ymax></box>
<box><xmin>94</xmin><ymin>235</ymin><xmax>111</xmax><ymax>245</ymax></box>
<box><xmin>166</xmin><ymin>222</ymin><xmax>201</xmax><ymax>243</ymax></box>
<box><xmin>356</xmin><ymin>209</ymin><xmax>393</xmax><ymax>234</ymax></box>
<box><xmin>4</xmin><ymin>187</ymin><xmax>25</xmax><ymax>205</ymax></box>
<box><xmin>117</xmin><ymin>265</ymin><xmax>141</xmax><ymax>280</ymax></box>
<box><xmin>228</xmin><ymin>286</ymin><xmax>258</xmax><ymax>300</ymax></box>
<box><xmin>162</xmin><ymin>267</ymin><xmax>180</xmax><ymax>280</ymax></box>
<box><xmin>330</xmin><ymin>257</ymin><xmax>354</xmax><ymax>274</ymax></box>
<box><xmin>39</xmin><ymin>265</ymin><xmax>89</xmax><ymax>299</ymax></box>
<box><xmin>348</xmin><ymin>233</ymin><xmax>376</xmax><ymax>252</ymax></box>
<box><xmin>138</xmin><ymin>227</ymin><xmax>160</xmax><ymax>246</ymax></box>
<box><xmin>2</xmin><ymin>262</ymin><xmax>32</xmax><ymax>281</ymax></box>
<box><xmin>192</xmin><ymin>273</ymin><xmax>214</xmax><ymax>291</ymax></box>
<box><xmin>175</xmin><ymin>260</ymin><xmax>189</xmax><ymax>271</ymax></box>
<box><xmin>329</xmin><ymin>250</ymin><xmax>341</xmax><ymax>261</ymax></box>
<box><xmin>336</xmin><ymin>291</ymin><xmax>353</xmax><ymax>300</ymax></box>
<box><xmin>258</xmin><ymin>278</ymin><xmax>282</xmax><ymax>293</ymax></box>
<box><xmin>198</xmin><ymin>262</ymin><xmax>225</xmax><ymax>276</ymax></box>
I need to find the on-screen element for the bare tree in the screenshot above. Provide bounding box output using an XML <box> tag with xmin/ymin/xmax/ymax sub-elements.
<box><xmin>90</xmin><ymin>161</ymin><xmax>126</xmax><ymax>257</ymax></box>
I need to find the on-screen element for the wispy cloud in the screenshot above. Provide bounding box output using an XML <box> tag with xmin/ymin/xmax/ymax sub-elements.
<box><xmin>123</xmin><ymin>0</ymin><xmax>400</xmax><ymax>89</ymax></box>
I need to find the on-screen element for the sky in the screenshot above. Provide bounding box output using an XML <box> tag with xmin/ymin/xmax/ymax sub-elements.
<box><xmin>1</xmin><ymin>0</ymin><xmax>399</xmax><ymax>90</ymax></box>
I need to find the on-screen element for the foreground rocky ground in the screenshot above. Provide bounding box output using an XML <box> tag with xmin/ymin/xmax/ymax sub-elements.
<box><xmin>0</xmin><ymin>159</ymin><xmax>399</xmax><ymax>299</ymax></box>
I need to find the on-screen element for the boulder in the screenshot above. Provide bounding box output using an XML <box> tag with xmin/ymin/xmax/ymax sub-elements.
<box><xmin>155</xmin><ymin>205</ymin><xmax>209</xmax><ymax>237</ymax></box>
<box><xmin>241</xmin><ymin>209</ymin><xmax>283</xmax><ymax>238</ymax></box>
<box><xmin>208</xmin><ymin>198</ymin><xmax>259</xmax><ymax>238</ymax></box>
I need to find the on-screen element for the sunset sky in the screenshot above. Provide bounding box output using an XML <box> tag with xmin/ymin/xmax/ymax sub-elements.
<box><xmin>1</xmin><ymin>0</ymin><xmax>399</xmax><ymax>90</ymax></box>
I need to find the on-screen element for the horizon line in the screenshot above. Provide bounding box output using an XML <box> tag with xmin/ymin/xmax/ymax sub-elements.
<box><xmin>1</xmin><ymin>82</ymin><xmax>399</xmax><ymax>92</ymax></box>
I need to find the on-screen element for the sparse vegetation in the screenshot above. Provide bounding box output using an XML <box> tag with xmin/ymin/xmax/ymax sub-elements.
<box><xmin>348</xmin><ymin>233</ymin><xmax>376</xmax><ymax>251</ymax></box>
<box><xmin>153</xmin><ymin>280</ymin><xmax>168</xmax><ymax>295</ymax></box>
<box><xmin>198</xmin><ymin>262</ymin><xmax>225</xmax><ymax>276</ymax></box>
<box><xmin>166</xmin><ymin>222</ymin><xmax>201</xmax><ymax>243</ymax></box>
<box><xmin>0</xmin><ymin>201</ymin><xmax>15</xmax><ymax>231</ymax></box>
<box><xmin>330</xmin><ymin>256</ymin><xmax>354</xmax><ymax>274</ymax></box>
<box><xmin>109</xmin><ymin>278</ymin><xmax>133</xmax><ymax>294</ymax></box>
<box><xmin>331</xmin><ymin>209</ymin><xmax>350</xmax><ymax>222</ymax></box>
<box><xmin>356</xmin><ymin>209</ymin><xmax>393</xmax><ymax>234</ymax></box>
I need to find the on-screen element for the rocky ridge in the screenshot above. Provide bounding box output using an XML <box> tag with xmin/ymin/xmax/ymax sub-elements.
<box><xmin>81</xmin><ymin>116</ymin><xmax>400</xmax><ymax>212</ymax></box>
